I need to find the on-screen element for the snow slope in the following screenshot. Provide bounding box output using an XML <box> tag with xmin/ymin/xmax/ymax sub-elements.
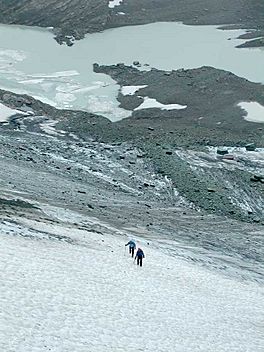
<box><xmin>0</xmin><ymin>102</ymin><xmax>28</xmax><ymax>122</ymax></box>
<box><xmin>0</xmin><ymin>211</ymin><xmax>263</xmax><ymax>352</ymax></box>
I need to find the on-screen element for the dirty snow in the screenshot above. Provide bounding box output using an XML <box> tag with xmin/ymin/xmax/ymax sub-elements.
<box><xmin>175</xmin><ymin>146</ymin><xmax>264</xmax><ymax>173</ymax></box>
<box><xmin>39</xmin><ymin>119</ymin><xmax>66</xmax><ymax>136</ymax></box>
<box><xmin>174</xmin><ymin>146</ymin><xmax>264</xmax><ymax>215</ymax></box>
<box><xmin>0</xmin><ymin>213</ymin><xmax>263</xmax><ymax>352</ymax></box>
<box><xmin>238</xmin><ymin>101</ymin><xmax>264</xmax><ymax>123</ymax></box>
<box><xmin>135</xmin><ymin>97</ymin><xmax>187</xmax><ymax>111</ymax></box>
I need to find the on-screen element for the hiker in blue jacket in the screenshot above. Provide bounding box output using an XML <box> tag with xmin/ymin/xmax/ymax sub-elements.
<box><xmin>125</xmin><ymin>239</ymin><xmax>136</xmax><ymax>257</ymax></box>
<box><xmin>135</xmin><ymin>248</ymin><xmax>145</xmax><ymax>267</ymax></box>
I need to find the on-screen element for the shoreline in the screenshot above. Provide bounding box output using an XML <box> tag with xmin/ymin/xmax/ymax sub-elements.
<box><xmin>0</xmin><ymin>0</ymin><xmax>263</xmax><ymax>47</ymax></box>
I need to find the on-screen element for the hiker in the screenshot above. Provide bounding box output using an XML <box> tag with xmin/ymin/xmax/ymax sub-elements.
<box><xmin>125</xmin><ymin>239</ymin><xmax>136</xmax><ymax>257</ymax></box>
<box><xmin>135</xmin><ymin>247</ymin><xmax>145</xmax><ymax>267</ymax></box>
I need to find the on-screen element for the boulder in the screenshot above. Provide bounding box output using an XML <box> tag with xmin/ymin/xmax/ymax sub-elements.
<box><xmin>217</xmin><ymin>148</ymin><xmax>228</xmax><ymax>155</ymax></box>
<box><xmin>250</xmin><ymin>174</ymin><xmax>264</xmax><ymax>182</ymax></box>
<box><xmin>245</xmin><ymin>143</ymin><xmax>256</xmax><ymax>151</ymax></box>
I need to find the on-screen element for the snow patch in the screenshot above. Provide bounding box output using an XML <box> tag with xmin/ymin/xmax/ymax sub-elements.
<box><xmin>108</xmin><ymin>0</ymin><xmax>123</xmax><ymax>9</ymax></box>
<box><xmin>0</xmin><ymin>103</ymin><xmax>28</xmax><ymax>122</ymax></box>
<box><xmin>135</xmin><ymin>97</ymin><xmax>187</xmax><ymax>111</ymax></box>
<box><xmin>121</xmin><ymin>85</ymin><xmax>148</xmax><ymax>96</ymax></box>
<box><xmin>39</xmin><ymin>120</ymin><xmax>61</xmax><ymax>136</ymax></box>
<box><xmin>238</xmin><ymin>101</ymin><xmax>264</xmax><ymax>123</ymax></box>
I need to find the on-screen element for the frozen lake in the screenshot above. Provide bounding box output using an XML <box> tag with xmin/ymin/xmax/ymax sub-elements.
<box><xmin>0</xmin><ymin>22</ymin><xmax>264</xmax><ymax>121</ymax></box>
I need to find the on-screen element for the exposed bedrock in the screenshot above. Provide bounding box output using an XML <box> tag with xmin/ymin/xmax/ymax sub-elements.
<box><xmin>94</xmin><ymin>64</ymin><xmax>264</xmax><ymax>143</ymax></box>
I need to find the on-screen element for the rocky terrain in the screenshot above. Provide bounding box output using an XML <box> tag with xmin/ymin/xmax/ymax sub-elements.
<box><xmin>0</xmin><ymin>3</ymin><xmax>264</xmax><ymax>351</ymax></box>
<box><xmin>0</xmin><ymin>0</ymin><xmax>263</xmax><ymax>45</ymax></box>
<box><xmin>94</xmin><ymin>63</ymin><xmax>264</xmax><ymax>133</ymax></box>
<box><xmin>1</xmin><ymin>61</ymin><xmax>264</xmax><ymax>226</ymax></box>
<box><xmin>0</xmin><ymin>0</ymin><xmax>263</xmax><ymax>278</ymax></box>
<box><xmin>0</xmin><ymin>0</ymin><xmax>109</xmax><ymax>44</ymax></box>
<box><xmin>1</xmin><ymin>111</ymin><xmax>264</xmax><ymax>283</ymax></box>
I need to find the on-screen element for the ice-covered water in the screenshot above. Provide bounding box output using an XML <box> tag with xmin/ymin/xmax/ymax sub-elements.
<box><xmin>0</xmin><ymin>23</ymin><xmax>264</xmax><ymax>120</ymax></box>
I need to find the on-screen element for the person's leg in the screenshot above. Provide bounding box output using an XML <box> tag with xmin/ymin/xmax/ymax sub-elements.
<box><xmin>139</xmin><ymin>257</ymin><xmax>142</xmax><ymax>267</ymax></box>
<box><xmin>129</xmin><ymin>247</ymin><xmax>132</xmax><ymax>254</ymax></box>
<box><xmin>131</xmin><ymin>247</ymin><xmax>134</xmax><ymax>257</ymax></box>
<box><xmin>137</xmin><ymin>257</ymin><xmax>140</xmax><ymax>265</ymax></box>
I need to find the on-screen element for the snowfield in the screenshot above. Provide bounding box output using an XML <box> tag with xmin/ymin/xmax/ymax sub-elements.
<box><xmin>0</xmin><ymin>212</ymin><xmax>263</xmax><ymax>352</ymax></box>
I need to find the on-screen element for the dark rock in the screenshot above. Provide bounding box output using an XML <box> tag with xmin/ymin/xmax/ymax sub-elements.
<box><xmin>217</xmin><ymin>148</ymin><xmax>228</xmax><ymax>155</ymax></box>
<box><xmin>250</xmin><ymin>174</ymin><xmax>264</xmax><ymax>182</ymax></box>
<box><xmin>24</xmin><ymin>99</ymin><xmax>32</xmax><ymax>106</ymax></box>
<box><xmin>245</xmin><ymin>143</ymin><xmax>256</xmax><ymax>151</ymax></box>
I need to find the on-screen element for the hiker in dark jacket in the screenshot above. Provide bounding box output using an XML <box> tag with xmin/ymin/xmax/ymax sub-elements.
<box><xmin>125</xmin><ymin>239</ymin><xmax>136</xmax><ymax>257</ymax></box>
<box><xmin>135</xmin><ymin>248</ymin><xmax>145</xmax><ymax>267</ymax></box>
